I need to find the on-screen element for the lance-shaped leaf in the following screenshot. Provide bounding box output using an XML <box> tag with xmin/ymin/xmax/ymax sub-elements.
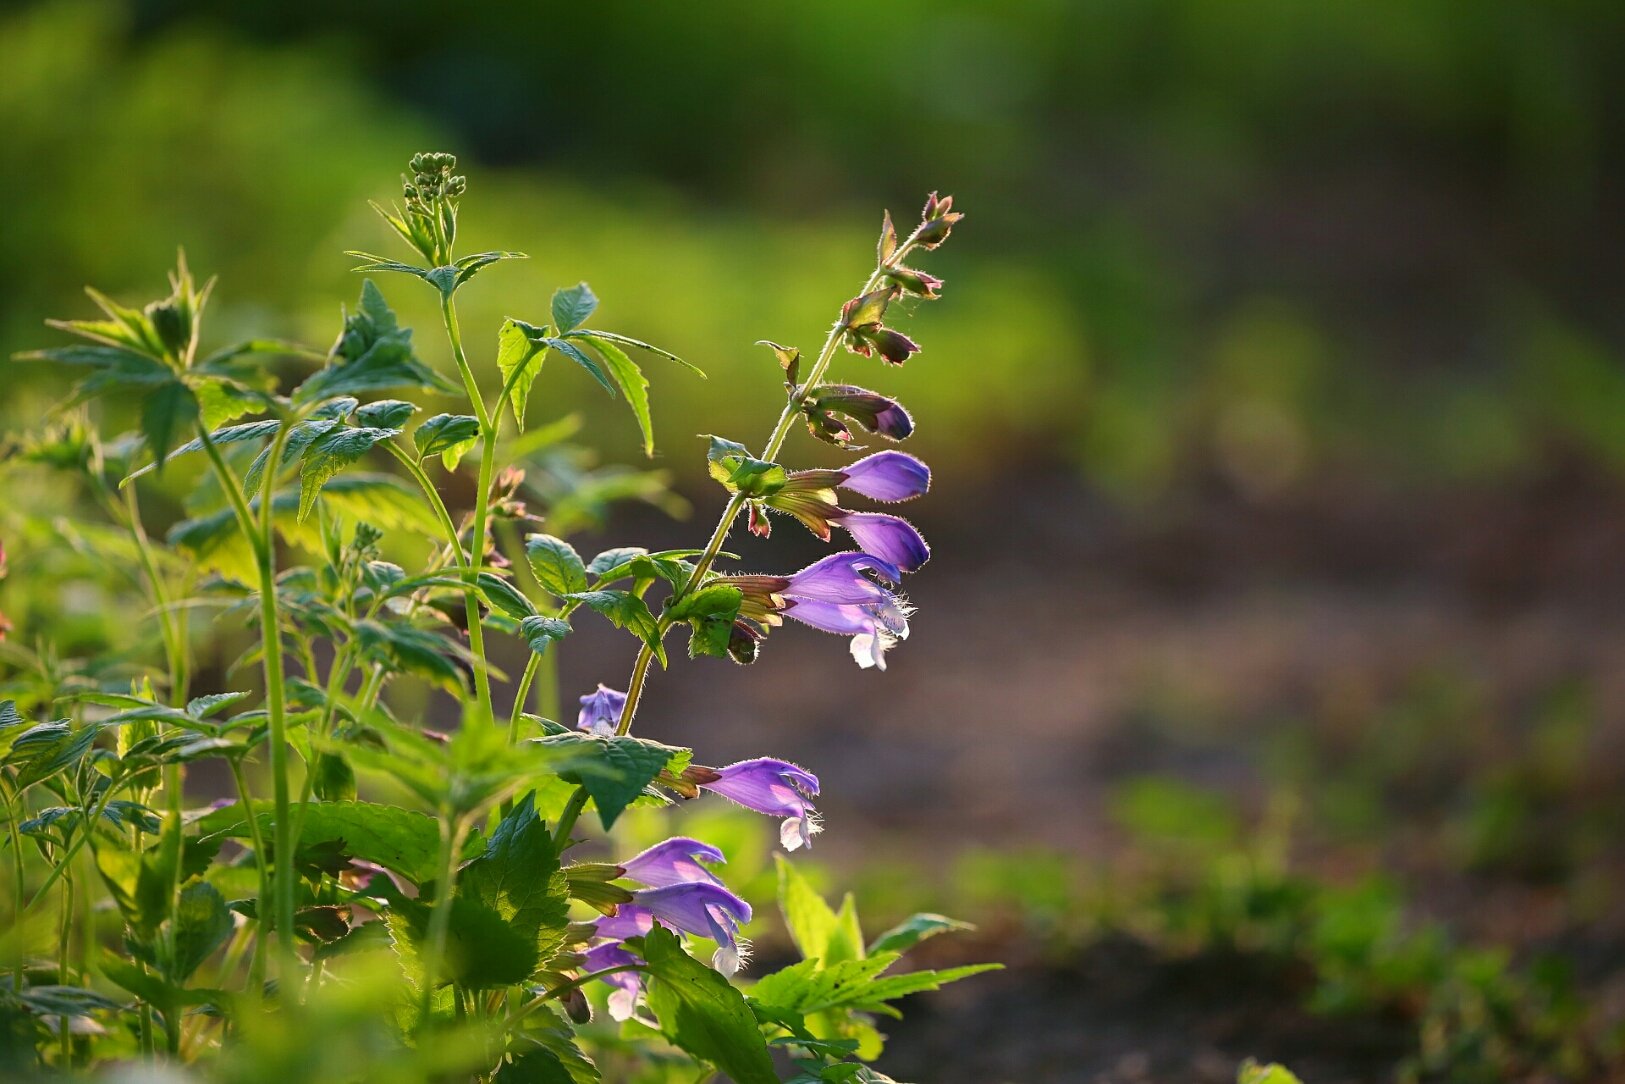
<box><xmin>298</xmin><ymin>426</ymin><xmax>401</xmax><ymax>521</ymax></box>
<box><xmin>122</xmin><ymin>418</ymin><xmax>281</xmax><ymax>484</ymax></box>
<box><xmin>355</xmin><ymin>399</ymin><xmax>419</xmax><ymax>428</ymax></box>
<box><xmin>582</xmin><ymin>335</ymin><xmax>656</xmax><ymax>456</ymax></box>
<box><xmin>542</xmin><ymin>336</ymin><xmax>614</xmax><ymax>396</ymax></box>
<box><xmin>456</xmin><ymin>792</ymin><xmax>572</xmax><ymax>976</ymax></box>
<box><xmin>455</xmin><ymin>250</ymin><xmax>527</xmax><ymax>288</ymax></box>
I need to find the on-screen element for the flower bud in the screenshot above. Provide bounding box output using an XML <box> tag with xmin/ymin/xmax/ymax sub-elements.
<box><xmin>887</xmin><ymin>266</ymin><xmax>944</xmax><ymax>299</ymax></box>
<box><xmin>807</xmin><ymin>385</ymin><xmax>913</xmax><ymax>442</ymax></box>
<box><xmin>148</xmin><ymin>300</ymin><xmax>192</xmax><ymax>358</ymax></box>
<box><xmin>916</xmin><ymin>191</ymin><xmax>964</xmax><ymax>248</ymax></box>
<box><xmin>865</xmin><ymin>328</ymin><xmax>920</xmax><ymax>366</ymax></box>
<box><xmin>728</xmin><ymin>619</ymin><xmax>762</xmax><ymax>665</ymax></box>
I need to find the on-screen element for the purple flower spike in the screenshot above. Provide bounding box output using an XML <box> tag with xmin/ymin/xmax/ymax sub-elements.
<box><xmin>577</xmin><ymin>684</ymin><xmax>626</xmax><ymax>736</ymax></box>
<box><xmin>838</xmin><ymin>511</ymin><xmax>930</xmax><ymax>572</ymax></box>
<box><xmin>621</xmin><ymin>837</ymin><xmax>727</xmax><ymax>889</ymax></box>
<box><xmin>633</xmin><ymin>882</ymin><xmax>754</xmax><ymax>974</ymax></box>
<box><xmin>583</xmin><ymin>941</ymin><xmax>644</xmax><ymax>1021</ymax></box>
<box><xmin>838</xmin><ymin>451</ymin><xmax>930</xmax><ymax>503</ymax></box>
<box><xmin>700</xmin><ymin>758</ymin><xmax>823</xmax><ymax>851</ymax></box>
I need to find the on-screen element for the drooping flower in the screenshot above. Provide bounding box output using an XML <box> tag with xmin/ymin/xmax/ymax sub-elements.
<box><xmin>583</xmin><ymin>940</ymin><xmax>644</xmax><ymax>1021</ymax></box>
<box><xmin>633</xmin><ymin>881</ymin><xmax>754</xmax><ymax>974</ymax></box>
<box><xmin>837</xmin><ymin>511</ymin><xmax>929</xmax><ymax>572</ymax></box>
<box><xmin>620</xmin><ymin>837</ymin><xmax>726</xmax><ymax>889</ymax></box>
<box><xmin>762</xmin><ymin>473</ymin><xmax>931</xmax><ymax>573</ymax></box>
<box><xmin>717</xmin><ymin>553</ymin><xmax>913</xmax><ymax>669</ymax></box>
<box><xmin>699</xmin><ymin>758</ymin><xmax>822</xmax><ymax>851</ymax></box>
<box><xmin>836</xmin><ymin>451</ymin><xmax>930</xmax><ymax>503</ymax></box>
<box><xmin>577</xmin><ymin>684</ymin><xmax>626</xmax><ymax>736</ymax></box>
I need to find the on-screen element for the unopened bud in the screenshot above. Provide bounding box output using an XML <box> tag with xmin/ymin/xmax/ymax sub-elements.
<box><xmin>887</xmin><ymin>266</ymin><xmax>944</xmax><ymax>299</ymax></box>
<box><xmin>147</xmin><ymin>300</ymin><xmax>191</xmax><ymax>357</ymax></box>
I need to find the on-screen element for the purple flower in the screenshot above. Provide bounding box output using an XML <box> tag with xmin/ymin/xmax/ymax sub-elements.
<box><xmin>783</xmin><ymin>598</ymin><xmax>911</xmax><ymax>670</ymax></box>
<box><xmin>583</xmin><ymin>940</ymin><xmax>644</xmax><ymax>1021</ymax></box>
<box><xmin>577</xmin><ymin>684</ymin><xmax>625</xmax><ymax>736</ymax></box>
<box><xmin>620</xmin><ymin>837</ymin><xmax>726</xmax><ymax>889</ymax></box>
<box><xmin>837</xmin><ymin>511</ymin><xmax>929</xmax><ymax>572</ymax></box>
<box><xmin>837</xmin><ymin>451</ymin><xmax>930</xmax><ymax>503</ymax></box>
<box><xmin>634</xmin><ymin>882</ymin><xmax>754</xmax><ymax>974</ymax></box>
<box><xmin>594</xmin><ymin>904</ymin><xmax>657</xmax><ymax>942</ymax></box>
<box><xmin>782</xmin><ymin>552</ymin><xmax>902</xmax><ymax>604</ymax></box>
<box><xmin>700</xmin><ymin>758</ymin><xmax>822</xmax><ymax>851</ymax></box>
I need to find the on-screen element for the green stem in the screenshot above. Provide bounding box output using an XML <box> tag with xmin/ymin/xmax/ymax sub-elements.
<box><xmin>552</xmin><ymin>789</ymin><xmax>589</xmax><ymax>850</ymax></box>
<box><xmin>506</xmin><ymin>964</ymin><xmax>647</xmax><ymax>1029</ymax></box>
<box><xmin>611</xmin><ymin>238</ymin><xmax>922</xmax><ymax>737</ymax></box>
<box><xmin>197</xmin><ymin>423</ymin><xmax>297</xmax><ymax>976</ymax></box>
<box><xmin>386</xmin><ymin>444</ymin><xmax>470</xmax><ymax>568</ymax></box>
<box><xmin>6</xmin><ymin>790</ymin><xmax>26</xmax><ymax>994</ymax></box>
<box><xmin>227</xmin><ymin>756</ymin><xmax>272</xmax><ymax>994</ymax></box>
<box><xmin>439</xmin><ymin>292</ymin><xmax>498</xmax><ymax>727</ymax></box>
<box><xmin>506</xmin><ymin>653</ymin><xmax>541</xmax><ymax>746</ymax></box>
<box><xmin>419</xmin><ymin>814</ymin><xmax>470</xmax><ymax>1027</ymax></box>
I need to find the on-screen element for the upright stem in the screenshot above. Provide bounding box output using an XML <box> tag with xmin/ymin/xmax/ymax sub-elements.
<box><xmin>419</xmin><ymin>813</ymin><xmax>470</xmax><ymax>1026</ymax></box>
<box><xmin>6</xmin><ymin>791</ymin><xmax>26</xmax><ymax>995</ymax></box>
<box><xmin>440</xmin><ymin>293</ymin><xmax>498</xmax><ymax>726</ymax></box>
<box><xmin>506</xmin><ymin>654</ymin><xmax>541</xmax><ymax>746</ymax></box>
<box><xmin>613</xmin><ymin>239</ymin><xmax>921</xmax><ymax>735</ymax></box>
<box><xmin>197</xmin><ymin>424</ymin><xmax>296</xmax><ymax>977</ymax></box>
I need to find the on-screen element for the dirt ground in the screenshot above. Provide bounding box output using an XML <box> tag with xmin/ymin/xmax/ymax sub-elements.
<box><xmin>544</xmin><ymin>465</ymin><xmax>1625</xmax><ymax>1082</ymax></box>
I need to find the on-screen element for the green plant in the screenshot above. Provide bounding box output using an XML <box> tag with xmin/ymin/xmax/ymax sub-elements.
<box><xmin>0</xmin><ymin>152</ymin><xmax>991</xmax><ymax>1081</ymax></box>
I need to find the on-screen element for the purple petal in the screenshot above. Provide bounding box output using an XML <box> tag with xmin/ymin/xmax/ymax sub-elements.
<box><xmin>838</xmin><ymin>511</ymin><xmax>930</xmax><ymax>572</ymax></box>
<box><xmin>701</xmin><ymin>758</ymin><xmax>823</xmax><ymax>852</ymax></box>
<box><xmin>785</xmin><ymin>552</ymin><xmax>902</xmax><ymax>603</ymax></box>
<box><xmin>583</xmin><ymin>941</ymin><xmax>644</xmax><ymax>1020</ymax></box>
<box><xmin>838</xmin><ymin>451</ymin><xmax>930</xmax><ymax>503</ymax></box>
<box><xmin>594</xmin><ymin>905</ymin><xmax>656</xmax><ymax>942</ymax></box>
<box><xmin>621</xmin><ymin>837</ymin><xmax>726</xmax><ymax>888</ymax></box>
<box><xmin>577</xmin><ymin>684</ymin><xmax>626</xmax><ymax>736</ymax></box>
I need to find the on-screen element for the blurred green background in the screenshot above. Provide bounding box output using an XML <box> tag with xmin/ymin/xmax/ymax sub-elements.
<box><xmin>7</xmin><ymin>0</ymin><xmax>1625</xmax><ymax>1078</ymax></box>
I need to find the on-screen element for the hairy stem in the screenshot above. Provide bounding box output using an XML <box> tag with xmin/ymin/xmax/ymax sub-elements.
<box><xmin>506</xmin><ymin>653</ymin><xmax>541</xmax><ymax>746</ymax></box>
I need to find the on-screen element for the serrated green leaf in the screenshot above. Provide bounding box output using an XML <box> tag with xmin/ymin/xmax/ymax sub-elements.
<box><xmin>497</xmin><ymin>318</ymin><xmax>547</xmax><ymax>431</ymax></box>
<box><xmin>479</xmin><ymin>571</ymin><xmax>537</xmax><ymax>618</ymax></box>
<box><xmin>414</xmin><ymin>413</ymin><xmax>480</xmax><ymax>470</ymax></box>
<box><xmin>298</xmin><ymin>426</ymin><xmax>399</xmax><ymax>521</ymax></box>
<box><xmin>637</xmin><ymin>926</ymin><xmax>778</xmax><ymax>1084</ymax></box>
<box><xmin>542</xmin><ymin>733</ymin><xmax>688</xmax><ymax>830</ymax></box>
<box><xmin>587</xmin><ymin>546</ymin><xmax>647</xmax><ymax>576</ymax></box>
<box><xmin>776</xmin><ymin>855</ymin><xmax>845</xmax><ymax>965</ymax></box>
<box><xmin>563</xmin><ymin>590</ymin><xmax>664</xmax><ymax>665</ymax></box>
<box><xmin>526</xmin><ymin>534</ymin><xmax>589</xmax><ymax>597</ymax></box>
<box><xmin>550</xmin><ymin>282</ymin><xmax>598</xmax><ymax>333</ymax></box>
<box><xmin>355</xmin><ymin>399</ymin><xmax>419</xmax><ymax>428</ymax></box>
<box><xmin>141</xmin><ymin>380</ymin><xmax>200</xmax><ymax>469</ymax></box>
<box><xmin>542</xmin><ymin>336</ymin><xmax>614</xmax><ymax>396</ymax></box>
<box><xmin>457</xmin><ymin>792</ymin><xmax>571</xmax><ymax>977</ymax></box>
<box><xmin>168</xmin><ymin>881</ymin><xmax>234</xmax><ymax>982</ymax></box>
<box><xmin>867</xmin><ymin>913</ymin><xmax>973</xmax><ymax>956</ymax></box>
<box><xmin>520</xmin><ymin>615</ymin><xmax>571</xmax><ymax>655</ymax></box>
<box><xmin>195</xmin><ymin>800</ymin><xmax>445</xmax><ymax>884</ymax></box>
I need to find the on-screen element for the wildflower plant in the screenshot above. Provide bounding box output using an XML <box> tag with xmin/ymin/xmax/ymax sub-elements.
<box><xmin>0</xmin><ymin>153</ymin><xmax>992</xmax><ymax>1081</ymax></box>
